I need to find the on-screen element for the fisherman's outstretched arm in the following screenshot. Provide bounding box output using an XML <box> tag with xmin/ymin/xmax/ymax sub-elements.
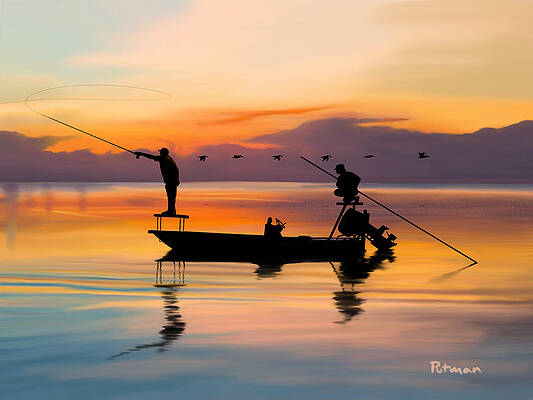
<box><xmin>134</xmin><ymin>151</ymin><xmax>159</xmax><ymax>160</ymax></box>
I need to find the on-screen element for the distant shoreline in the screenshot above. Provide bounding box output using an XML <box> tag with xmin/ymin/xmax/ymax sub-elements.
<box><xmin>2</xmin><ymin>181</ymin><xmax>533</xmax><ymax>193</ymax></box>
<box><xmin>2</xmin><ymin>179</ymin><xmax>533</xmax><ymax>184</ymax></box>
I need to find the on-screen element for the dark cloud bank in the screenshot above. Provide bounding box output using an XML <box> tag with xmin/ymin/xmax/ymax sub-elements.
<box><xmin>1</xmin><ymin>118</ymin><xmax>533</xmax><ymax>183</ymax></box>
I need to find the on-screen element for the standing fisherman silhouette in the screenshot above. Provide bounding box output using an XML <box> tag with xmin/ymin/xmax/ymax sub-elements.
<box><xmin>134</xmin><ymin>148</ymin><xmax>180</xmax><ymax>216</ymax></box>
<box><xmin>334</xmin><ymin>164</ymin><xmax>361</xmax><ymax>203</ymax></box>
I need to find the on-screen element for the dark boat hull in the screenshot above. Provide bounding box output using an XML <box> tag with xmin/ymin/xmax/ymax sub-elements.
<box><xmin>148</xmin><ymin>230</ymin><xmax>365</xmax><ymax>263</ymax></box>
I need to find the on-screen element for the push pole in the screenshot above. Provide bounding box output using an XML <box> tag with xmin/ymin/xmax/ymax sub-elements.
<box><xmin>300</xmin><ymin>156</ymin><xmax>478</xmax><ymax>264</ymax></box>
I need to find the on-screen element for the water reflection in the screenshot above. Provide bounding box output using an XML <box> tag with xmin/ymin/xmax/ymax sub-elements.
<box><xmin>254</xmin><ymin>261</ymin><xmax>284</xmax><ymax>278</ymax></box>
<box><xmin>155</xmin><ymin>259</ymin><xmax>186</xmax><ymax>287</ymax></box>
<box><xmin>0</xmin><ymin>183</ymin><xmax>97</xmax><ymax>249</ymax></box>
<box><xmin>429</xmin><ymin>261</ymin><xmax>478</xmax><ymax>283</ymax></box>
<box><xmin>109</xmin><ymin>261</ymin><xmax>187</xmax><ymax>359</ymax></box>
<box><xmin>41</xmin><ymin>183</ymin><xmax>55</xmax><ymax>212</ymax></box>
<box><xmin>331</xmin><ymin>250</ymin><xmax>395</xmax><ymax>324</ymax></box>
<box><xmin>74</xmin><ymin>184</ymin><xmax>88</xmax><ymax>211</ymax></box>
<box><xmin>162</xmin><ymin>248</ymin><xmax>395</xmax><ymax>327</ymax></box>
<box><xmin>1</xmin><ymin>183</ymin><xmax>19</xmax><ymax>249</ymax></box>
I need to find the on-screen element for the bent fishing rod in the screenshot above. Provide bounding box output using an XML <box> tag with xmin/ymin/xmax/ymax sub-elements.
<box><xmin>300</xmin><ymin>156</ymin><xmax>478</xmax><ymax>264</ymax></box>
<box><xmin>25</xmin><ymin>101</ymin><xmax>135</xmax><ymax>155</ymax></box>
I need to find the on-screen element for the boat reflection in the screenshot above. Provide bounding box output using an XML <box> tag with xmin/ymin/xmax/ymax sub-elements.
<box><xmin>110</xmin><ymin>249</ymin><xmax>395</xmax><ymax>358</ymax></box>
<box><xmin>155</xmin><ymin>259</ymin><xmax>186</xmax><ymax>287</ymax></box>
<box><xmin>109</xmin><ymin>261</ymin><xmax>186</xmax><ymax>360</ymax></box>
<box><xmin>330</xmin><ymin>250</ymin><xmax>395</xmax><ymax>324</ymax></box>
<box><xmin>254</xmin><ymin>261</ymin><xmax>285</xmax><ymax>279</ymax></box>
<box><xmin>161</xmin><ymin>248</ymin><xmax>395</xmax><ymax>325</ymax></box>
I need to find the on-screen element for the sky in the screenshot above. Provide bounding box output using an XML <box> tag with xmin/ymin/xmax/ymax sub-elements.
<box><xmin>1</xmin><ymin>0</ymin><xmax>533</xmax><ymax>155</ymax></box>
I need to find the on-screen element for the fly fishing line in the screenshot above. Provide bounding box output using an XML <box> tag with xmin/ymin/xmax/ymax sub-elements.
<box><xmin>4</xmin><ymin>84</ymin><xmax>171</xmax><ymax>154</ymax></box>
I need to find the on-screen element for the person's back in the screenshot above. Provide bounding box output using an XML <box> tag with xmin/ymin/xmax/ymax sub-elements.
<box><xmin>159</xmin><ymin>154</ymin><xmax>180</xmax><ymax>185</ymax></box>
<box><xmin>334</xmin><ymin>164</ymin><xmax>360</xmax><ymax>203</ymax></box>
<box><xmin>337</xmin><ymin>171</ymin><xmax>360</xmax><ymax>191</ymax></box>
<box><xmin>264</xmin><ymin>217</ymin><xmax>274</xmax><ymax>236</ymax></box>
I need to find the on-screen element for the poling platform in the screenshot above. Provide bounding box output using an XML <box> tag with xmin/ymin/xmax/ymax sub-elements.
<box><xmin>153</xmin><ymin>213</ymin><xmax>189</xmax><ymax>231</ymax></box>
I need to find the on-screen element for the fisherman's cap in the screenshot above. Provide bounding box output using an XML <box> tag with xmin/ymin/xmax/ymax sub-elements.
<box><xmin>158</xmin><ymin>147</ymin><xmax>169</xmax><ymax>153</ymax></box>
<box><xmin>334</xmin><ymin>163</ymin><xmax>345</xmax><ymax>171</ymax></box>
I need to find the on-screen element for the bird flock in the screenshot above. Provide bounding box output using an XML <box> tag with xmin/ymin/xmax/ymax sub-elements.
<box><xmin>196</xmin><ymin>153</ymin><xmax>430</xmax><ymax>162</ymax></box>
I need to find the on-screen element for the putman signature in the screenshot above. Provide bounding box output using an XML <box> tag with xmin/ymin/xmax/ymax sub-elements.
<box><xmin>430</xmin><ymin>361</ymin><xmax>483</xmax><ymax>375</ymax></box>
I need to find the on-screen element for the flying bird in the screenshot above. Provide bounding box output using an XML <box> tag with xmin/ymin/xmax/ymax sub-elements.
<box><xmin>198</xmin><ymin>155</ymin><xmax>208</xmax><ymax>162</ymax></box>
<box><xmin>232</xmin><ymin>154</ymin><xmax>244</xmax><ymax>159</ymax></box>
<box><xmin>272</xmin><ymin>155</ymin><xmax>283</xmax><ymax>161</ymax></box>
<box><xmin>321</xmin><ymin>155</ymin><xmax>332</xmax><ymax>161</ymax></box>
<box><xmin>418</xmin><ymin>152</ymin><xmax>430</xmax><ymax>159</ymax></box>
<box><xmin>363</xmin><ymin>154</ymin><xmax>375</xmax><ymax>158</ymax></box>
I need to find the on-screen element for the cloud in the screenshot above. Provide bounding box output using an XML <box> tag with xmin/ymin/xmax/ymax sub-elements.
<box><xmin>0</xmin><ymin>130</ymin><xmax>159</xmax><ymax>182</ymax></box>
<box><xmin>2</xmin><ymin>118</ymin><xmax>533</xmax><ymax>183</ymax></box>
<box><xmin>244</xmin><ymin>118</ymin><xmax>533</xmax><ymax>182</ymax></box>
<box><xmin>367</xmin><ymin>0</ymin><xmax>533</xmax><ymax>99</ymax></box>
<box><xmin>199</xmin><ymin>106</ymin><xmax>332</xmax><ymax>126</ymax></box>
<box><xmin>64</xmin><ymin>0</ymin><xmax>398</xmax><ymax>110</ymax></box>
<box><xmin>2</xmin><ymin>131</ymin><xmax>72</xmax><ymax>150</ymax></box>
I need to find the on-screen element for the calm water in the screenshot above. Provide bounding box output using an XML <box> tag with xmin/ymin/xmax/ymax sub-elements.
<box><xmin>1</xmin><ymin>182</ymin><xmax>532</xmax><ymax>399</ymax></box>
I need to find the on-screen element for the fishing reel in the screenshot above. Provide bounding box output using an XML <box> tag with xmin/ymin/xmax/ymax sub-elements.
<box><xmin>275</xmin><ymin>218</ymin><xmax>286</xmax><ymax>229</ymax></box>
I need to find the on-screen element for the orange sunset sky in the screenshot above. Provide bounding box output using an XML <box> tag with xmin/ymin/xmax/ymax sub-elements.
<box><xmin>1</xmin><ymin>0</ymin><xmax>533</xmax><ymax>154</ymax></box>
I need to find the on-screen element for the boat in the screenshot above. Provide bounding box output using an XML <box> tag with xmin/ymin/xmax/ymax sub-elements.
<box><xmin>148</xmin><ymin>198</ymin><xmax>397</xmax><ymax>262</ymax></box>
<box><xmin>149</xmin><ymin>229</ymin><xmax>366</xmax><ymax>263</ymax></box>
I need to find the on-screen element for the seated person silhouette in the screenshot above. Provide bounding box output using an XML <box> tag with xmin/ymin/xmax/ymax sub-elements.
<box><xmin>264</xmin><ymin>217</ymin><xmax>284</xmax><ymax>239</ymax></box>
<box><xmin>134</xmin><ymin>148</ymin><xmax>180</xmax><ymax>216</ymax></box>
<box><xmin>333</xmin><ymin>164</ymin><xmax>361</xmax><ymax>203</ymax></box>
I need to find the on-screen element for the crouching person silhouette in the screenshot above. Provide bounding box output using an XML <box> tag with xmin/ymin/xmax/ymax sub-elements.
<box><xmin>264</xmin><ymin>217</ymin><xmax>285</xmax><ymax>239</ymax></box>
<box><xmin>334</xmin><ymin>164</ymin><xmax>361</xmax><ymax>203</ymax></box>
<box><xmin>134</xmin><ymin>148</ymin><xmax>180</xmax><ymax>216</ymax></box>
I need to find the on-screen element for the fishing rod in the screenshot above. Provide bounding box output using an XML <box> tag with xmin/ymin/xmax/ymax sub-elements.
<box><xmin>25</xmin><ymin>102</ymin><xmax>135</xmax><ymax>154</ymax></box>
<box><xmin>300</xmin><ymin>156</ymin><xmax>478</xmax><ymax>264</ymax></box>
<box><xmin>22</xmin><ymin>84</ymin><xmax>172</xmax><ymax>155</ymax></box>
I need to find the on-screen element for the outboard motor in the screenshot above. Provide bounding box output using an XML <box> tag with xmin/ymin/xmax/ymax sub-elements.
<box><xmin>338</xmin><ymin>209</ymin><xmax>369</xmax><ymax>237</ymax></box>
<box><xmin>338</xmin><ymin>208</ymin><xmax>397</xmax><ymax>250</ymax></box>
